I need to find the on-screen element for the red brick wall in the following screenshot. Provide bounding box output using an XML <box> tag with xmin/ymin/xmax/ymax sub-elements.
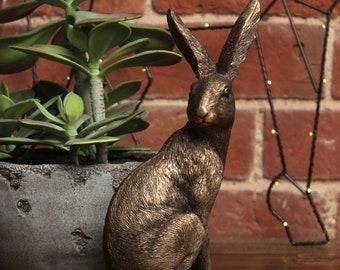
<box><xmin>1</xmin><ymin>0</ymin><xmax>340</xmax><ymax>242</ymax></box>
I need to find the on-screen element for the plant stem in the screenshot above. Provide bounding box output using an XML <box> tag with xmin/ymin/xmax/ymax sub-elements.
<box><xmin>90</xmin><ymin>77</ymin><xmax>108</xmax><ymax>163</ymax></box>
<box><xmin>75</xmin><ymin>71</ymin><xmax>108</xmax><ymax>163</ymax></box>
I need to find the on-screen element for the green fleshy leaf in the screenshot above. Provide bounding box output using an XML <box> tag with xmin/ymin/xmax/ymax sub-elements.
<box><xmin>0</xmin><ymin>95</ymin><xmax>14</xmax><ymax>117</ymax></box>
<box><xmin>33</xmin><ymin>100</ymin><xmax>66</xmax><ymax>125</ymax></box>
<box><xmin>65</xmin><ymin>136</ymin><xmax>120</xmax><ymax>146</ymax></box>
<box><xmin>106</xmin><ymin>101</ymin><xmax>139</xmax><ymax>117</ymax></box>
<box><xmin>11</xmin><ymin>89</ymin><xmax>35</xmax><ymax>103</ymax></box>
<box><xmin>63</xmin><ymin>92</ymin><xmax>84</xmax><ymax>124</ymax></box>
<box><xmin>0</xmin><ymin>19</ymin><xmax>65</xmax><ymax>74</ymax></box>
<box><xmin>0</xmin><ymin>81</ymin><xmax>9</xmax><ymax>96</ymax></box>
<box><xmin>100</xmin><ymin>50</ymin><xmax>181</xmax><ymax>77</ymax></box>
<box><xmin>107</xmin><ymin>117</ymin><xmax>149</xmax><ymax>137</ymax></box>
<box><xmin>0</xmin><ymin>152</ymin><xmax>13</xmax><ymax>159</ymax></box>
<box><xmin>88</xmin><ymin>21</ymin><xmax>131</xmax><ymax>64</ymax></box>
<box><xmin>36</xmin><ymin>0</ymin><xmax>67</xmax><ymax>9</ymax></box>
<box><xmin>3</xmin><ymin>99</ymin><xmax>38</xmax><ymax>119</ymax></box>
<box><xmin>70</xmin><ymin>0</ymin><xmax>88</xmax><ymax>7</ymax></box>
<box><xmin>123</xmin><ymin>23</ymin><xmax>175</xmax><ymax>51</ymax></box>
<box><xmin>106</xmin><ymin>80</ymin><xmax>141</xmax><ymax>107</ymax></box>
<box><xmin>68</xmin><ymin>11</ymin><xmax>140</xmax><ymax>25</ymax></box>
<box><xmin>66</xmin><ymin>24</ymin><xmax>88</xmax><ymax>52</ymax></box>
<box><xmin>11</xmin><ymin>44</ymin><xmax>90</xmax><ymax>76</ymax></box>
<box><xmin>0</xmin><ymin>1</ymin><xmax>41</xmax><ymax>23</ymax></box>
<box><xmin>0</xmin><ymin>136</ymin><xmax>65</xmax><ymax>148</ymax></box>
<box><xmin>19</xmin><ymin>119</ymin><xmax>69</xmax><ymax>140</ymax></box>
<box><xmin>84</xmin><ymin>110</ymin><xmax>145</xmax><ymax>139</ymax></box>
<box><xmin>102</xmin><ymin>38</ymin><xmax>150</xmax><ymax>65</ymax></box>
<box><xmin>73</xmin><ymin>114</ymin><xmax>91</xmax><ymax>130</ymax></box>
<box><xmin>77</xmin><ymin>113</ymin><xmax>130</xmax><ymax>138</ymax></box>
<box><xmin>0</xmin><ymin>119</ymin><xmax>19</xmax><ymax>137</ymax></box>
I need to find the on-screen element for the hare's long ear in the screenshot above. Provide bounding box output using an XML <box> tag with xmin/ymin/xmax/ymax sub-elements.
<box><xmin>167</xmin><ymin>9</ymin><xmax>216</xmax><ymax>79</ymax></box>
<box><xmin>216</xmin><ymin>0</ymin><xmax>260</xmax><ymax>80</ymax></box>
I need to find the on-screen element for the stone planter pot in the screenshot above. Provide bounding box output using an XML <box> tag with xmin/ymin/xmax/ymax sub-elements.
<box><xmin>0</xmin><ymin>160</ymin><xmax>141</xmax><ymax>270</ymax></box>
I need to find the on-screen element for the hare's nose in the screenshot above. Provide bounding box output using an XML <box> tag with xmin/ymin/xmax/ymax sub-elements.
<box><xmin>196</xmin><ymin>106</ymin><xmax>208</xmax><ymax>118</ymax></box>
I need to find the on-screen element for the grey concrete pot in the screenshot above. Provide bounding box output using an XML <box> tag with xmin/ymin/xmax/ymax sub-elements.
<box><xmin>0</xmin><ymin>161</ymin><xmax>140</xmax><ymax>270</ymax></box>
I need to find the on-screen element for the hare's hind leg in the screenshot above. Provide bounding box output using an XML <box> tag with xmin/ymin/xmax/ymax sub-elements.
<box><xmin>151</xmin><ymin>213</ymin><xmax>205</xmax><ymax>270</ymax></box>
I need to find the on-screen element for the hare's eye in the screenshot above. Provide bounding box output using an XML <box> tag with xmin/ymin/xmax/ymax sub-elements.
<box><xmin>220</xmin><ymin>91</ymin><xmax>230</xmax><ymax>100</ymax></box>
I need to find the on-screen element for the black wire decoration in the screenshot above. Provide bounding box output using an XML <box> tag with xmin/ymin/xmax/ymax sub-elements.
<box><xmin>190</xmin><ymin>0</ymin><xmax>339</xmax><ymax>246</ymax></box>
<box><xmin>260</xmin><ymin>0</ymin><xmax>339</xmax><ymax>246</ymax></box>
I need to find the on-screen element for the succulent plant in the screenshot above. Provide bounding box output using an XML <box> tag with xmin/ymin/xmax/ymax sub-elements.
<box><xmin>0</xmin><ymin>0</ymin><xmax>181</xmax><ymax>164</ymax></box>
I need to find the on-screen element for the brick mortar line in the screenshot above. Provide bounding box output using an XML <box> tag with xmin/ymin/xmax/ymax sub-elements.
<box><xmin>142</xmin><ymin>98</ymin><xmax>340</xmax><ymax>111</ymax></box>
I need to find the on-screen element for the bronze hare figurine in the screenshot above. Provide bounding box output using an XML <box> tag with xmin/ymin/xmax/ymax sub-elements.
<box><xmin>103</xmin><ymin>0</ymin><xmax>260</xmax><ymax>269</ymax></box>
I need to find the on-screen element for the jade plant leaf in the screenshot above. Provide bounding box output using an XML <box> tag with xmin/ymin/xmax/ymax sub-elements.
<box><xmin>102</xmin><ymin>38</ymin><xmax>150</xmax><ymax>65</ymax></box>
<box><xmin>33</xmin><ymin>100</ymin><xmax>66</xmax><ymax>125</ymax></box>
<box><xmin>65</xmin><ymin>136</ymin><xmax>120</xmax><ymax>146</ymax></box>
<box><xmin>106</xmin><ymin>101</ymin><xmax>140</xmax><ymax>117</ymax></box>
<box><xmin>123</xmin><ymin>23</ymin><xmax>175</xmax><ymax>51</ymax></box>
<box><xmin>66</xmin><ymin>24</ymin><xmax>89</xmax><ymax>52</ymax></box>
<box><xmin>11</xmin><ymin>44</ymin><xmax>90</xmax><ymax>76</ymax></box>
<box><xmin>63</xmin><ymin>92</ymin><xmax>84</xmax><ymax>124</ymax></box>
<box><xmin>84</xmin><ymin>110</ymin><xmax>145</xmax><ymax>139</ymax></box>
<box><xmin>77</xmin><ymin>113</ymin><xmax>131</xmax><ymax>138</ymax></box>
<box><xmin>68</xmin><ymin>11</ymin><xmax>140</xmax><ymax>26</ymax></box>
<box><xmin>0</xmin><ymin>119</ymin><xmax>19</xmax><ymax>137</ymax></box>
<box><xmin>88</xmin><ymin>21</ymin><xmax>131</xmax><ymax>65</ymax></box>
<box><xmin>0</xmin><ymin>1</ymin><xmax>41</xmax><ymax>23</ymax></box>
<box><xmin>0</xmin><ymin>19</ymin><xmax>65</xmax><ymax>74</ymax></box>
<box><xmin>100</xmin><ymin>50</ymin><xmax>181</xmax><ymax>76</ymax></box>
<box><xmin>106</xmin><ymin>80</ymin><xmax>142</xmax><ymax>107</ymax></box>
<box><xmin>36</xmin><ymin>0</ymin><xmax>68</xmax><ymax>9</ymax></box>
<box><xmin>0</xmin><ymin>95</ymin><xmax>14</xmax><ymax>117</ymax></box>
<box><xmin>3</xmin><ymin>99</ymin><xmax>38</xmax><ymax>119</ymax></box>
<box><xmin>19</xmin><ymin>119</ymin><xmax>69</xmax><ymax>140</ymax></box>
<box><xmin>107</xmin><ymin>117</ymin><xmax>149</xmax><ymax>137</ymax></box>
<box><xmin>0</xmin><ymin>136</ymin><xmax>65</xmax><ymax>148</ymax></box>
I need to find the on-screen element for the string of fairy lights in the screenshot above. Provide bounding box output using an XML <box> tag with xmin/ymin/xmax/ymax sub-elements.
<box><xmin>256</xmin><ymin>0</ymin><xmax>338</xmax><ymax>246</ymax></box>
<box><xmin>25</xmin><ymin>0</ymin><xmax>339</xmax><ymax>245</ymax></box>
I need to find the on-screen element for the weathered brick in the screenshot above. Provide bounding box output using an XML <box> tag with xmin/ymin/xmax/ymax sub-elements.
<box><xmin>333</xmin><ymin>29</ymin><xmax>340</xmax><ymax>99</ymax></box>
<box><xmin>238</xmin><ymin>21</ymin><xmax>324</xmax><ymax>99</ymax></box>
<box><xmin>264</xmin><ymin>110</ymin><xmax>340</xmax><ymax>180</ymax></box>
<box><xmin>210</xmin><ymin>189</ymin><xmax>327</xmax><ymax>241</ymax></box>
<box><xmin>152</xmin><ymin>0</ymin><xmax>340</xmax><ymax>17</ymax></box>
<box><xmin>224</xmin><ymin>110</ymin><xmax>255</xmax><ymax>180</ymax></box>
<box><xmin>79</xmin><ymin>0</ymin><xmax>145</xmax><ymax>14</ymax></box>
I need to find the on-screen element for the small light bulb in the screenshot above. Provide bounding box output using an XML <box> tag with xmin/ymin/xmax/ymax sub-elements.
<box><xmin>271</xmin><ymin>129</ymin><xmax>277</xmax><ymax>135</ymax></box>
<box><xmin>307</xmin><ymin>188</ymin><xmax>312</xmax><ymax>194</ymax></box>
<box><xmin>204</xmin><ymin>22</ymin><xmax>210</xmax><ymax>28</ymax></box>
<box><xmin>283</xmin><ymin>221</ymin><xmax>288</xmax><ymax>227</ymax></box>
<box><xmin>267</xmin><ymin>80</ymin><xmax>272</xmax><ymax>85</ymax></box>
<box><xmin>309</xmin><ymin>131</ymin><xmax>314</xmax><ymax>137</ymax></box>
